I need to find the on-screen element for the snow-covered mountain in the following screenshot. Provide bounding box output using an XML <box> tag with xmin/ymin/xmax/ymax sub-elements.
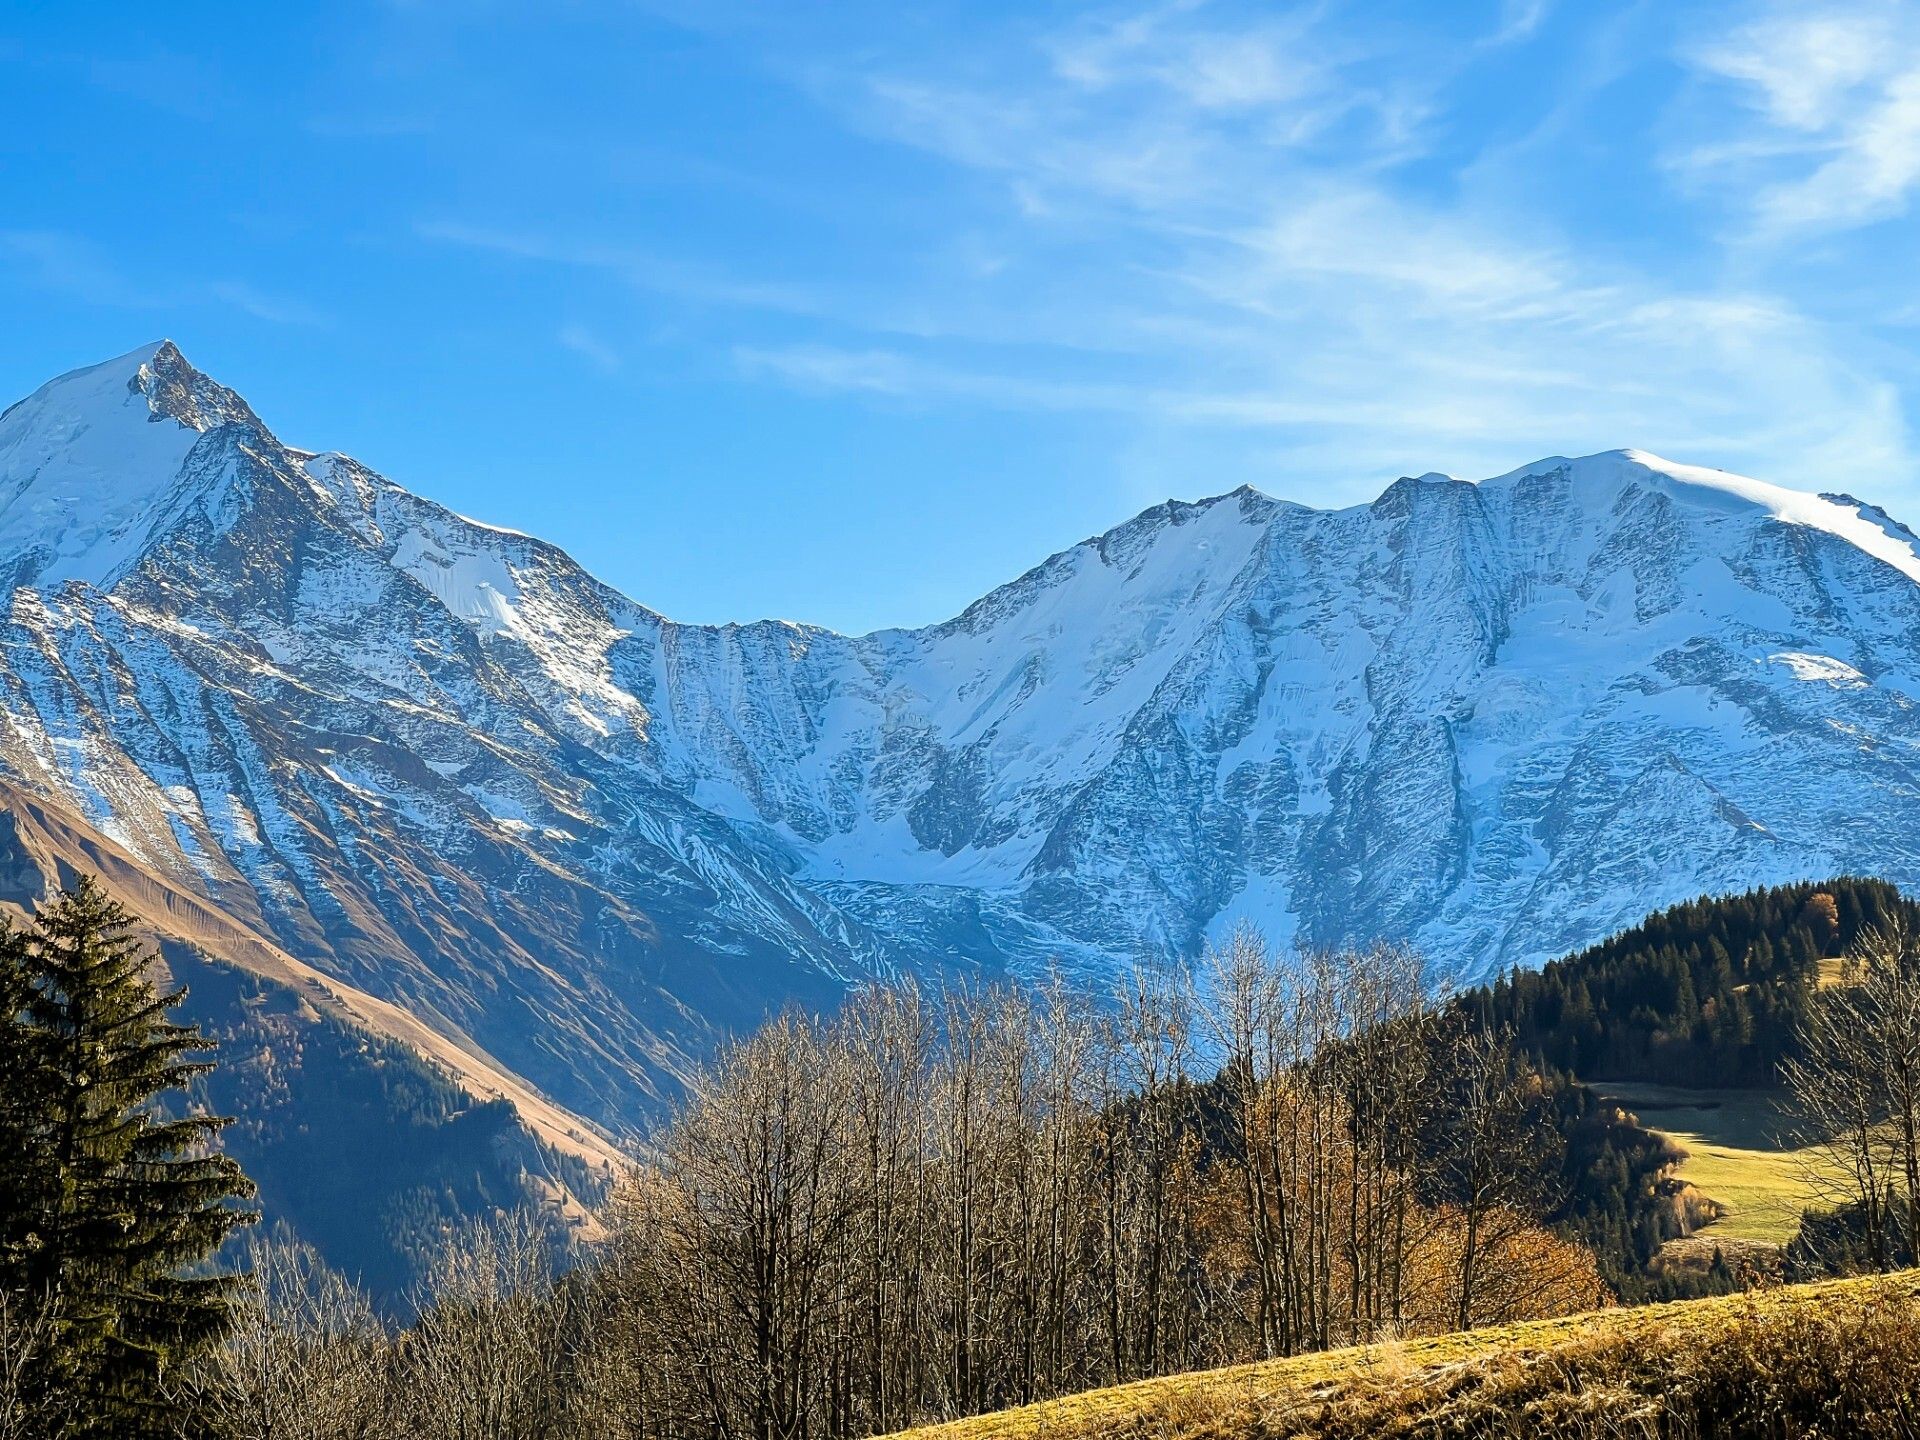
<box><xmin>4</xmin><ymin>341</ymin><xmax>1920</xmax><ymax>1129</ymax></box>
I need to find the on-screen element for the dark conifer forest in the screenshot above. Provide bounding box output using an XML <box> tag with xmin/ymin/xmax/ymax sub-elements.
<box><xmin>1466</xmin><ymin>878</ymin><xmax>1910</xmax><ymax>1087</ymax></box>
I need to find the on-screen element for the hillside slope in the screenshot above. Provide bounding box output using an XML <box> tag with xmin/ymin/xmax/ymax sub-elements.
<box><xmin>0</xmin><ymin>342</ymin><xmax>858</xmax><ymax>1125</ymax></box>
<box><xmin>0</xmin><ymin>776</ymin><xmax>618</xmax><ymax>1300</ymax></box>
<box><xmin>890</xmin><ymin>1273</ymin><xmax>1920</xmax><ymax>1440</ymax></box>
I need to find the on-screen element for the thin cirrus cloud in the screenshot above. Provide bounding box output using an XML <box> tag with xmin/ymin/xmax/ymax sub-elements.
<box><xmin>733</xmin><ymin>4</ymin><xmax>1914</xmax><ymax>498</ymax></box>
<box><xmin>0</xmin><ymin>231</ymin><xmax>326</xmax><ymax>328</ymax></box>
<box><xmin>403</xmin><ymin>1</ymin><xmax>1917</xmax><ymax>506</ymax></box>
<box><xmin>204</xmin><ymin>280</ymin><xmax>331</xmax><ymax>330</ymax></box>
<box><xmin>1482</xmin><ymin>0</ymin><xmax>1555</xmax><ymax>50</ymax></box>
<box><xmin>557</xmin><ymin>323</ymin><xmax>621</xmax><ymax>372</ymax></box>
<box><xmin>1680</xmin><ymin>1</ymin><xmax>1920</xmax><ymax>235</ymax></box>
<box><xmin>414</xmin><ymin>219</ymin><xmax>833</xmax><ymax>321</ymax></box>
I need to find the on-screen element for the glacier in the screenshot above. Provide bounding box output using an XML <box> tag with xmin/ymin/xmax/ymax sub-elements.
<box><xmin>1</xmin><ymin>340</ymin><xmax>1918</xmax><ymax>1126</ymax></box>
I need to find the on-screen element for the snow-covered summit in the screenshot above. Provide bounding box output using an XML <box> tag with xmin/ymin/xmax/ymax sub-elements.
<box><xmin>1474</xmin><ymin>448</ymin><xmax>1920</xmax><ymax>584</ymax></box>
<box><xmin>0</xmin><ymin>341</ymin><xmax>268</xmax><ymax>589</ymax></box>
<box><xmin>0</xmin><ymin>344</ymin><xmax>1917</xmax><ymax>1128</ymax></box>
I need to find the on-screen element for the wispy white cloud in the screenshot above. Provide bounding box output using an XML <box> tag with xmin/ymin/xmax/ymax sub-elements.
<box><xmin>748</xmin><ymin>5</ymin><xmax>1915</xmax><ymax>497</ymax></box>
<box><xmin>557</xmin><ymin>323</ymin><xmax>621</xmax><ymax>371</ymax></box>
<box><xmin>1</xmin><ymin>231</ymin><xmax>327</xmax><ymax>327</ymax></box>
<box><xmin>1483</xmin><ymin>0</ymin><xmax>1554</xmax><ymax>49</ymax></box>
<box><xmin>416</xmin><ymin>220</ymin><xmax>830</xmax><ymax>316</ymax></box>
<box><xmin>403</xmin><ymin>1</ymin><xmax>1918</xmax><ymax>506</ymax></box>
<box><xmin>0</xmin><ymin>231</ymin><xmax>148</xmax><ymax>308</ymax></box>
<box><xmin>205</xmin><ymin>280</ymin><xmax>330</xmax><ymax>328</ymax></box>
<box><xmin>831</xmin><ymin>5</ymin><xmax>1435</xmax><ymax>222</ymax></box>
<box><xmin>1047</xmin><ymin>6</ymin><xmax>1331</xmax><ymax>114</ymax></box>
<box><xmin>734</xmin><ymin>344</ymin><xmax>1140</xmax><ymax>411</ymax></box>
<box><xmin>1681</xmin><ymin>1</ymin><xmax>1920</xmax><ymax>234</ymax></box>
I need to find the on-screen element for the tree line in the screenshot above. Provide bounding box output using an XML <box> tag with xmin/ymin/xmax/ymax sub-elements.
<box><xmin>1469</xmin><ymin>878</ymin><xmax>1908</xmax><ymax>1088</ymax></box>
<box><xmin>14</xmin><ymin>872</ymin><xmax>1911</xmax><ymax>1438</ymax></box>
<box><xmin>162</xmin><ymin>934</ymin><xmax>1602</xmax><ymax>1440</ymax></box>
<box><xmin>1443</xmin><ymin>879</ymin><xmax>1920</xmax><ymax>1298</ymax></box>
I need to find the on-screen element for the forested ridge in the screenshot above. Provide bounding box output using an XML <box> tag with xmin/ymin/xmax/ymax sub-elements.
<box><xmin>1466</xmin><ymin>877</ymin><xmax>1911</xmax><ymax>1087</ymax></box>
<box><xmin>1440</xmin><ymin>879</ymin><xmax>1917</xmax><ymax>1296</ymax></box>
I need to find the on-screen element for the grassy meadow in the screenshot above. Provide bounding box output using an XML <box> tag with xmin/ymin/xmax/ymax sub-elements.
<box><xmin>1596</xmin><ymin>1082</ymin><xmax>1842</xmax><ymax>1245</ymax></box>
<box><xmin>887</xmin><ymin>1273</ymin><xmax>1920</xmax><ymax>1440</ymax></box>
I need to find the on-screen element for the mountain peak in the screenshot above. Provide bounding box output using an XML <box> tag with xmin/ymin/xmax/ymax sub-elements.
<box><xmin>1476</xmin><ymin>448</ymin><xmax>1920</xmax><ymax>585</ymax></box>
<box><xmin>0</xmin><ymin>345</ymin><xmax>1916</xmax><ymax>1162</ymax></box>
<box><xmin>134</xmin><ymin>340</ymin><xmax>263</xmax><ymax>435</ymax></box>
<box><xmin>3</xmin><ymin>340</ymin><xmax>259</xmax><ymax>436</ymax></box>
<box><xmin>0</xmin><ymin>341</ymin><xmax>267</xmax><ymax>589</ymax></box>
<box><xmin>101</xmin><ymin>337</ymin><xmax>172</xmax><ymax>374</ymax></box>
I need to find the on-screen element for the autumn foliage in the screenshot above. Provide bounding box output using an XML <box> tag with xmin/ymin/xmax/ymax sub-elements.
<box><xmin>589</xmin><ymin>936</ymin><xmax>1609</xmax><ymax>1439</ymax></box>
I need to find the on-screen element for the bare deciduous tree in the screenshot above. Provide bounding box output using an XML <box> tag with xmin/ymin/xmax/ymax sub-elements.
<box><xmin>1785</xmin><ymin>916</ymin><xmax>1920</xmax><ymax>1271</ymax></box>
<box><xmin>0</xmin><ymin>1289</ymin><xmax>67</xmax><ymax>1440</ymax></box>
<box><xmin>400</xmin><ymin>1214</ymin><xmax>584</xmax><ymax>1440</ymax></box>
<box><xmin>177</xmin><ymin>935</ymin><xmax>1604</xmax><ymax>1440</ymax></box>
<box><xmin>182</xmin><ymin>1235</ymin><xmax>387</xmax><ymax>1440</ymax></box>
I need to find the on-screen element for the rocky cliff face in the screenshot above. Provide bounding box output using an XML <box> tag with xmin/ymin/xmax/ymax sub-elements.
<box><xmin>3</xmin><ymin>343</ymin><xmax>1919</xmax><ymax>1130</ymax></box>
<box><xmin>644</xmin><ymin>454</ymin><xmax>1920</xmax><ymax>991</ymax></box>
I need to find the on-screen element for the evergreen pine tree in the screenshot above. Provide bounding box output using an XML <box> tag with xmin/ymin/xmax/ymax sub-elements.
<box><xmin>0</xmin><ymin>923</ymin><xmax>48</xmax><ymax>1287</ymax></box>
<box><xmin>1671</xmin><ymin>960</ymin><xmax>1699</xmax><ymax>1029</ymax></box>
<box><xmin>19</xmin><ymin>878</ymin><xmax>255</xmax><ymax>1434</ymax></box>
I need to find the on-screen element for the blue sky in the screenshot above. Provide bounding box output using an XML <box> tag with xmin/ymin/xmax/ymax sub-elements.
<box><xmin>4</xmin><ymin>1</ymin><xmax>1920</xmax><ymax>632</ymax></box>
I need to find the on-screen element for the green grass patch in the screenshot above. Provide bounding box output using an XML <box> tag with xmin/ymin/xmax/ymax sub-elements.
<box><xmin>1596</xmin><ymin>1082</ymin><xmax>1843</xmax><ymax>1244</ymax></box>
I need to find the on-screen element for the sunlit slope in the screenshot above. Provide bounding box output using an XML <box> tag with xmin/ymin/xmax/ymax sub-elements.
<box><xmin>1596</xmin><ymin>1083</ymin><xmax>1844</xmax><ymax>1245</ymax></box>
<box><xmin>889</xmin><ymin>1273</ymin><xmax>1920</xmax><ymax>1440</ymax></box>
<box><xmin>0</xmin><ymin>777</ymin><xmax>620</xmax><ymax>1298</ymax></box>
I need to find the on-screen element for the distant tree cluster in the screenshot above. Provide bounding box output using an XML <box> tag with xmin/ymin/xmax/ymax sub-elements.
<box><xmin>1536</xmin><ymin>1080</ymin><xmax>1697</xmax><ymax>1295</ymax></box>
<box><xmin>1447</xmin><ymin>879</ymin><xmax>1920</xmax><ymax>1296</ymax></box>
<box><xmin>0</xmin><ymin>879</ymin><xmax>254</xmax><ymax>1437</ymax></box>
<box><xmin>1468</xmin><ymin>879</ymin><xmax>1910</xmax><ymax>1088</ymax></box>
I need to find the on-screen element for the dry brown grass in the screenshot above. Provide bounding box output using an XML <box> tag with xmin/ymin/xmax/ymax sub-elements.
<box><xmin>888</xmin><ymin>1272</ymin><xmax>1920</xmax><ymax>1440</ymax></box>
